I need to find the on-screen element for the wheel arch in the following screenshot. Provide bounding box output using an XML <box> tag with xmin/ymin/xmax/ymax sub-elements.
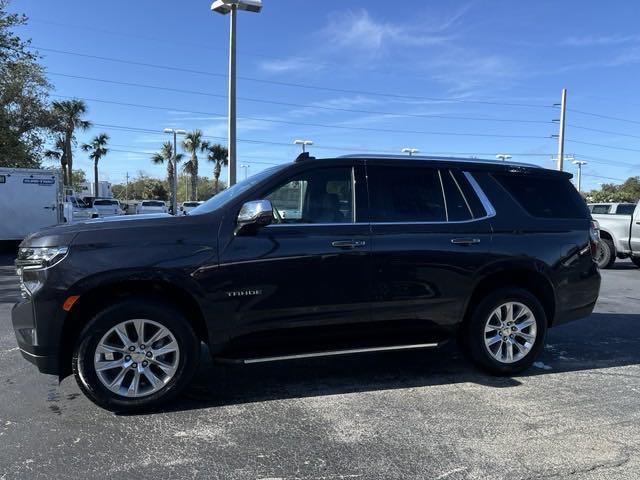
<box><xmin>58</xmin><ymin>277</ymin><xmax>208</xmax><ymax>379</ymax></box>
<box><xmin>463</xmin><ymin>266</ymin><xmax>556</xmax><ymax>330</ymax></box>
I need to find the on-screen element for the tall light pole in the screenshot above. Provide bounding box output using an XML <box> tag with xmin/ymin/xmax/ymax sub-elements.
<box><xmin>163</xmin><ymin>128</ymin><xmax>186</xmax><ymax>215</ymax></box>
<box><xmin>572</xmin><ymin>159</ymin><xmax>587</xmax><ymax>192</ymax></box>
<box><xmin>211</xmin><ymin>0</ymin><xmax>263</xmax><ymax>188</ymax></box>
<box><xmin>401</xmin><ymin>148</ymin><xmax>419</xmax><ymax>156</ymax></box>
<box><xmin>293</xmin><ymin>139</ymin><xmax>313</xmax><ymax>153</ymax></box>
<box><xmin>553</xmin><ymin>88</ymin><xmax>568</xmax><ymax>171</ymax></box>
<box><xmin>496</xmin><ymin>153</ymin><xmax>512</xmax><ymax>162</ymax></box>
<box><xmin>240</xmin><ymin>164</ymin><xmax>249</xmax><ymax>180</ymax></box>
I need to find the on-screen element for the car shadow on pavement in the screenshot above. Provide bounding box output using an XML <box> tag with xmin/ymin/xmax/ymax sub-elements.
<box><xmin>131</xmin><ymin>312</ymin><xmax>640</xmax><ymax>416</ymax></box>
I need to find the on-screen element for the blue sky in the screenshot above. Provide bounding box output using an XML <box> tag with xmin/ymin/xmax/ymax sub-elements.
<box><xmin>12</xmin><ymin>0</ymin><xmax>640</xmax><ymax>190</ymax></box>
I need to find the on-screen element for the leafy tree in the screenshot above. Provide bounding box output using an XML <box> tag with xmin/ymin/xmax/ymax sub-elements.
<box><xmin>151</xmin><ymin>142</ymin><xmax>183</xmax><ymax>205</ymax></box>
<box><xmin>81</xmin><ymin>133</ymin><xmax>109</xmax><ymax>197</ymax></box>
<box><xmin>587</xmin><ymin>177</ymin><xmax>640</xmax><ymax>203</ymax></box>
<box><xmin>203</xmin><ymin>142</ymin><xmax>228</xmax><ymax>193</ymax></box>
<box><xmin>43</xmin><ymin>136</ymin><xmax>65</xmax><ymax>173</ymax></box>
<box><xmin>50</xmin><ymin>99</ymin><xmax>91</xmax><ymax>185</ymax></box>
<box><xmin>0</xmin><ymin>0</ymin><xmax>52</xmax><ymax>168</ymax></box>
<box><xmin>182</xmin><ymin>129</ymin><xmax>207</xmax><ymax>201</ymax></box>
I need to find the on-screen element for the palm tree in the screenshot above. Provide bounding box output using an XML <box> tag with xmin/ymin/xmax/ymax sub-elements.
<box><xmin>44</xmin><ymin>136</ymin><xmax>67</xmax><ymax>180</ymax></box>
<box><xmin>81</xmin><ymin>133</ymin><xmax>109</xmax><ymax>198</ymax></box>
<box><xmin>51</xmin><ymin>100</ymin><xmax>91</xmax><ymax>186</ymax></box>
<box><xmin>182</xmin><ymin>130</ymin><xmax>207</xmax><ymax>201</ymax></box>
<box><xmin>203</xmin><ymin>142</ymin><xmax>228</xmax><ymax>194</ymax></box>
<box><xmin>151</xmin><ymin>142</ymin><xmax>183</xmax><ymax>205</ymax></box>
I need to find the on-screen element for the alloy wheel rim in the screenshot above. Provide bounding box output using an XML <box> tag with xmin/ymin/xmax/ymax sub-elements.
<box><xmin>93</xmin><ymin>319</ymin><xmax>180</xmax><ymax>398</ymax></box>
<box><xmin>483</xmin><ymin>302</ymin><xmax>537</xmax><ymax>364</ymax></box>
<box><xmin>594</xmin><ymin>242</ymin><xmax>608</xmax><ymax>266</ymax></box>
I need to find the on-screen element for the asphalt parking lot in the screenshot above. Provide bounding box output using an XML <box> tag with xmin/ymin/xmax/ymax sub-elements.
<box><xmin>1</xmin><ymin>254</ymin><xmax>639</xmax><ymax>480</ymax></box>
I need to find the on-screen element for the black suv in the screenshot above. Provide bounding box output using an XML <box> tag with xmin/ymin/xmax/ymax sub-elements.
<box><xmin>12</xmin><ymin>155</ymin><xmax>601</xmax><ymax>411</ymax></box>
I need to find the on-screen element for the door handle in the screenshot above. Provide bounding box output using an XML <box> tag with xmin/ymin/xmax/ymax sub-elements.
<box><xmin>451</xmin><ymin>237</ymin><xmax>481</xmax><ymax>246</ymax></box>
<box><xmin>331</xmin><ymin>240</ymin><xmax>366</xmax><ymax>249</ymax></box>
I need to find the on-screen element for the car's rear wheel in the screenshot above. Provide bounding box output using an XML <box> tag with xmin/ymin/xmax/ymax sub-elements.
<box><xmin>594</xmin><ymin>238</ymin><xmax>616</xmax><ymax>269</ymax></box>
<box><xmin>72</xmin><ymin>299</ymin><xmax>199</xmax><ymax>412</ymax></box>
<box><xmin>466</xmin><ymin>288</ymin><xmax>547</xmax><ymax>375</ymax></box>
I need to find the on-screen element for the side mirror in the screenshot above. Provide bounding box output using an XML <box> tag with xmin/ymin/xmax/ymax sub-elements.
<box><xmin>236</xmin><ymin>199</ymin><xmax>274</xmax><ymax>235</ymax></box>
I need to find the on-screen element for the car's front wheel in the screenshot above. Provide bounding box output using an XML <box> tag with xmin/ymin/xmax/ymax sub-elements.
<box><xmin>72</xmin><ymin>299</ymin><xmax>199</xmax><ymax>412</ymax></box>
<box><xmin>466</xmin><ymin>288</ymin><xmax>547</xmax><ymax>375</ymax></box>
<box><xmin>594</xmin><ymin>238</ymin><xmax>616</xmax><ymax>269</ymax></box>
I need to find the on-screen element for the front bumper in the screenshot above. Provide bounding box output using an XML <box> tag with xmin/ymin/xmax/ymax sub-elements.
<box><xmin>12</xmin><ymin>297</ymin><xmax>61</xmax><ymax>375</ymax></box>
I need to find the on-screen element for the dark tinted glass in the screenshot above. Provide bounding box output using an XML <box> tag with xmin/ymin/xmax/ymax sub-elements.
<box><xmin>494</xmin><ymin>174</ymin><xmax>589</xmax><ymax>219</ymax></box>
<box><xmin>367</xmin><ymin>166</ymin><xmax>446</xmax><ymax>222</ymax></box>
<box><xmin>266</xmin><ymin>167</ymin><xmax>353</xmax><ymax>223</ymax></box>
<box><xmin>441</xmin><ymin>170</ymin><xmax>472</xmax><ymax>221</ymax></box>
<box><xmin>591</xmin><ymin>204</ymin><xmax>611</xmax><ymax>214</ymax></box>
<box><xmin>616</xmin><ymin>204</ymin><xmax>637</xmax><ymax>215</ymax></box>
<box><xmin>452</xmin><ymin>170</ymin><xmax>486</xmax><ymax>218</ymax></box>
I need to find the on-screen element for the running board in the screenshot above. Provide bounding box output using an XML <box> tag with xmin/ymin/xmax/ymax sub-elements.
<box><xmin>239</xmin><ymin>342</ymin><xmax>440</xmax><ymax>364</ymax></box>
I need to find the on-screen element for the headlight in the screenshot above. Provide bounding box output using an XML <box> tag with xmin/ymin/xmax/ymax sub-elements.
<box><xmin>16</xmin><ymin>246</ymin><xmax>69</xmax><ymax>271</ymax></box>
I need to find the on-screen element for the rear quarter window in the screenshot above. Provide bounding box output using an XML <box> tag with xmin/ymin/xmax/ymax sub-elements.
<box><xmin>493</xmin><ymin>173</ymin><xmax>589</xmax><ymax>219</ymax></box>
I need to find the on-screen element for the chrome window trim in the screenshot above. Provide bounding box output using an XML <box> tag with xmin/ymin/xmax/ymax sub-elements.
<box><xmin>449</xmin><ymin>170</ymin><xmax>474</xmax><ymax>219</ymax></box>
<box><xmin>264</xmin><ymin>170</ymin><xmax>496</xmax><ymax>227</ymax></box>
<box><xmin>437</xmin><ymin>170</ymin><xmax>449</xmax><ymax>222</ymax></box>
<box><xmin>463</xmin><ymin>171</ymin><xmax>496</xmax><ymax>217</ymax></box>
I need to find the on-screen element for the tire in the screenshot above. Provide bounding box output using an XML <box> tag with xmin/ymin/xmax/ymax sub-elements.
<box><xmin>595</xmin><ymin>238</ymin><xmax>616</xmax><ymax>269</ymax></box>
<box><xmin>465</xmin><ymin>288</ymin><xmax>547</xmax><ymax>376</ymax></box>
<box><xmin>631</xmin><ymin>257</ymin><xmax>640</xmax><ymax>268</ymax></box>
<box><xmin>72</xmin><ymin>299</ymin><xmax>200</xmax><ymax>412</ymax></box>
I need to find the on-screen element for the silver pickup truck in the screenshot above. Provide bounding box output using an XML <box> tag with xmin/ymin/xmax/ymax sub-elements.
<box><xmin>589</xmin><ymin>202</ymin><xmax>640</xmax><ymax>268</ymax></box>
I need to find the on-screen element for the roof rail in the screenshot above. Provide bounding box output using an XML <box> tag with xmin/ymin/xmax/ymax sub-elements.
<box><xmin>338</xmin><ymin>154</ymin><xmax>541</xmax><ymax>168</ymax></box>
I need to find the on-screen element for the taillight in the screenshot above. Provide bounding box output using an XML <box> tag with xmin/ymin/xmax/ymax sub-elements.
<box><xmin>589</xmin><ymin>220</ymin><xmax>600</xmax><ymax>258</ymax></box>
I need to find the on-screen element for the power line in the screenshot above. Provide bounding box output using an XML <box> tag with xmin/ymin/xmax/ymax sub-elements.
<box><xmin>567</xmin><ymin>123</ymin><xmax>640</xmax><ymax>140</ymax></box>
<box><xmin>35</xmin><ymin>46</ymin><xmax>554</xmax><ymax>109</ymax></box>
<box><xmin>567</xmin><ymin>108</ymin><xmax>640</xmax><ymax>126</ymax></box>
<box><xmin>54</xmin><ymin>94</ymin><xmax>552</xmax><ymax>140</ymax></box>
<box><xmin>566</xmin><ymin>139</ymin><xmax>640</xmax><ymax>153</ymax></box>
<box><xmin>48</xmin><ymin>72</ymin><xmax>551</xmax><ymax>125</ymax></box>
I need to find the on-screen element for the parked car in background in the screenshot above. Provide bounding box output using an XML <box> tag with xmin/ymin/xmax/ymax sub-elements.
<box><xmin>64</xmin><ymin>194</ymin><xmax>99</xmax><ymax>223</ymax></box>
<box><xmin>92</xmin><ymin>199</ymin><xmax>123</xmax><ymax>217</ymax></box>
<box><xmin>179</xmin><ymin>201</ymin><xmax>203</xmax><ymax>215</ymax></box>
<box><xmin>591</xmin><ymin>202</ymin><xmax>640</xmax><ymax>268</ymax></box>
<box><xmin>137</xmin><ymin>200</ymin><xmax>168</xmax><ymax>215</ymax></box>
<box><xmin>12</xmin><ymin>154</ymin><xmax>600</xmax><ymax>412</ymax></box>
<box><xmin>588</xmin><ymin>203</ymin><xmax>637</xmax><ymax>215</ymax></box>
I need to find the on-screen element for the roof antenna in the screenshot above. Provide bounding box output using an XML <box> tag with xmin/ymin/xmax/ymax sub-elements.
<box><xmin>295</xmin><ymin>152</ymin><xmax>314</xmax><ymax>162</ymax></box>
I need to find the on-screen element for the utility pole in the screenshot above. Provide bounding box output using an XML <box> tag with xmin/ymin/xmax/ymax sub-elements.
<box><xmin>554</xmin><ymin>88</ymin><xmax>567</xmax><ymax>171</ymax></box>
<box><xmin>572</xmin><ymin>159</ymin><xmax>587</xmax><ymax>192</ymax></box>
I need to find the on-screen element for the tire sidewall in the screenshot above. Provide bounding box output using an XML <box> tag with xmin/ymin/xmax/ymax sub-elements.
<box><xmin>596</xmin><ymin>239</ymin><xmax>615</xmax><ymax>269</ymax></box>
<box><xmin>73</xmin><ymin>299</ymin><xmax>199</xmax><ymax>412</ymax></box>
<box><xmin>467</xmin><ymin>288</ymin><xmax>547</xmax><ymax>375</ymax></box>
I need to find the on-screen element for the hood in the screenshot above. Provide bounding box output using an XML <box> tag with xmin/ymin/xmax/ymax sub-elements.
<box><xmin>21</xmin><ymin>213</ymin><xmax>189</xmax><ymax>248</ymax></box>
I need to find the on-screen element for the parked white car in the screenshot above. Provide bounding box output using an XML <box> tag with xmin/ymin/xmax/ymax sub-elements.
<box><xmin>64</xmin><ymin>194</ymin><xmax>99</xmax><ymax>223</ymax></box>
<box><xmin>179</xmin><ymin>201</ymin><xmax>203</xmax><ymax>215</ymax></box>
<box><xmin>590</xmin><ymin>202</ymin><xmax>640</xmax><ymax>269</ymax></box>
<box><xmin>92</xmin><ymin>198</ymin><xmax>123</xmax><ymax>217</ymax></box>
<box><xmin>137</xmin><ymin>200</ymin><xmax>168</xmax><ymax>215</ymax></box>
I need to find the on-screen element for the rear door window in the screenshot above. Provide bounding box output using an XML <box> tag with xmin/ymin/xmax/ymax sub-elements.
<box><xmin>591</xmin><ymin>204</ymin><xmax>611</xmax><ymax>214</ymax></box>
<box><xmin>616</xmin><ymin>204</ymin><xmax>637</xmax><ymax>215</ymax></box>
<box><xmin>441</xmin><ymin>170</ymin><xmax>473</xmax><ymax>221</ymax></box>
<box><xmin>494</xmin><ymin>174</ymin><xmax>589</xmax><ymax>219</ymax></box>
<box><xmin>367</xmin><ymin>166</ymin><xmax>446</xmax><ymax>222</ymax></box>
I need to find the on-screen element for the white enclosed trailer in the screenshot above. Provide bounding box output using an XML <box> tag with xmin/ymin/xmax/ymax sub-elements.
<box><xmin>0</xmin><ymin>168</ymin><xmax>63</xmax><ymax>241</ymax></box>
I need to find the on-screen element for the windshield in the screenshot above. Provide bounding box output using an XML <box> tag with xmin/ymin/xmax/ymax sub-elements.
<box><xmin>183</xmin><ymin>202</ymin><xmax>200</xmax><ymax>207</ymax></box>
<box><xmin>94</xmin><ymin>200</ymin><xmax>118</xmax><ymax>206</ymax></box>
<box><xmin>66</xmin><ymin>196</ymin><xmax>88</xmax><ymax>208</ymax></box>
<box><xmin>142</xmin><ymin>201</ymin><xmax>165</xmax><ymax>207</ymax></box>
<box><xmin>190</xmin><ymin>165</ymin><xmax>287</xmax><ymax>215</ymax></box>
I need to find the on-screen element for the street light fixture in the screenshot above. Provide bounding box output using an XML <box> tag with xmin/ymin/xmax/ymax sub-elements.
<box><xmin>163</xmin><ymin>128</ymin><xmax>186</xmax><ymax>215</ymax></box>
<box><xmin>572</xmin><ymin>159</ymin><xmax>587</xmax><ymax>192</ymax></box>
<box><xmin>401</xmin><ymin>148</ymin><xmax>419</xmax><ymax>156</ymax></box>
<box><xmin>496</xmin><ymin>154</ymin><xmax>512</xmax><ymax>162</ymax></box>
<box><xmin>293</xmin><ymin>139</ymin><xmax>313</xmax><ymax>153</ymax></box>
<box><xmin>211</xmin><ymin>0</ymin><xmax>263</xmax><ymax>188</ymax></box>
<box><xmin>240</xmin><ymin>164</ymin><xmax>250</xmax><ymax>180</ymax></box>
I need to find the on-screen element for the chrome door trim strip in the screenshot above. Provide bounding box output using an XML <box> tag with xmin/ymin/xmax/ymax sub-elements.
<box><xmin>463</xmin><ymin>171</ymin><xmax>497</xmax><ymax>217</ymax></box>
<box><xmin>242</xmin><ymin>342</ymin><xmax>440</xmax><ymax>364</ymax></box>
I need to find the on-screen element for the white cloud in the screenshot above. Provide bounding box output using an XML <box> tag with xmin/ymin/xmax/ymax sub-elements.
<box><xmin>260</xmin><ymin>56</ymin><xmax>326</xmax><ymax>74</ymax></box>
<box><xmin>560</xmin><ymin>34</ymin><xmax>640</xmax><ymax>47</ymax></box>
